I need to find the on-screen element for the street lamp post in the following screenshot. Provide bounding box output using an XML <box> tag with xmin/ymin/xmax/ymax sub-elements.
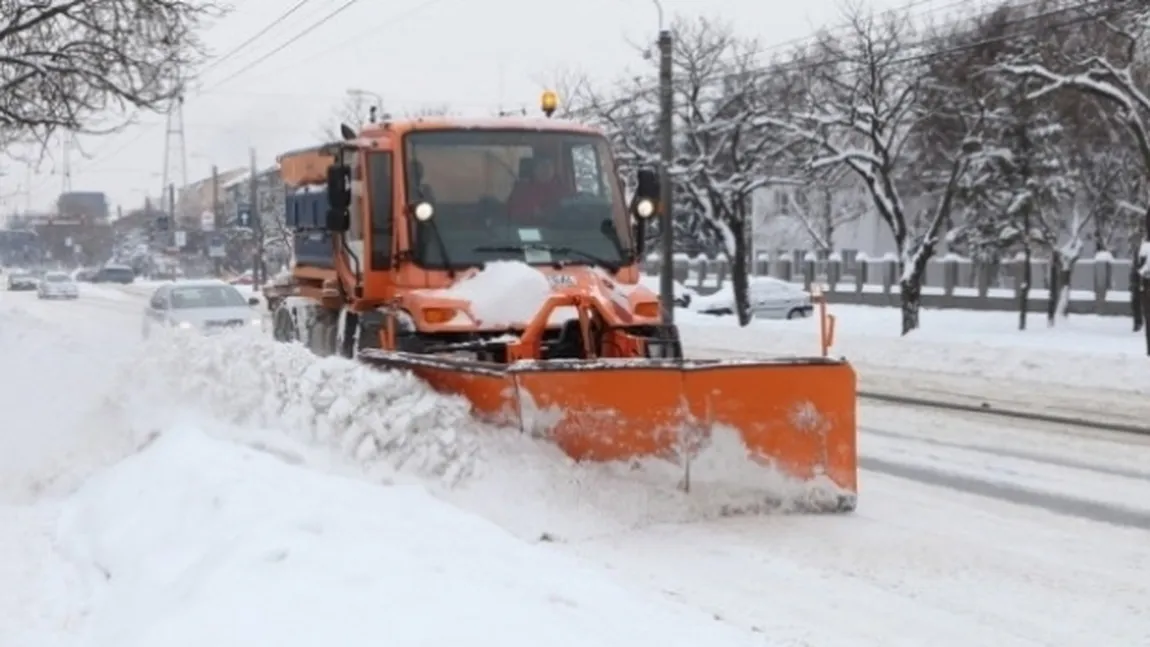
<box><xmin>652</xmin><ymin>0</ymin><xmax>675</xmax><ymax>324</ymax></box>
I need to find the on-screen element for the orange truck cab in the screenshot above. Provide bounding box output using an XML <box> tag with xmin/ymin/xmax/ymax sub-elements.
<box><xmin>270</xmin><ymin>109</ymin><xmax>671</xmax><ymax>361</ymax></box>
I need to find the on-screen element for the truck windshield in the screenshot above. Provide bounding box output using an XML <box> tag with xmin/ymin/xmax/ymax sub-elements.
<box><xmin>403</xmin><ymin>129</ymin><xmax>631</xmax><ymax>270</ymax></box>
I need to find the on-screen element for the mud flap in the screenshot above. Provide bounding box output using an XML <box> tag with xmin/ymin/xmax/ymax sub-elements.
<box><xmin>359</xmin><ymin>352</ymin><xmax>857</xmax><ymax>505</ymax></box>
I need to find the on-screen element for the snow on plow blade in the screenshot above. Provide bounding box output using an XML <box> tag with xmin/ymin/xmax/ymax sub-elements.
<box><xmin>360</xmin><ymin>352</ymin><xmax>857</xmax><ymax>508</ymax></box>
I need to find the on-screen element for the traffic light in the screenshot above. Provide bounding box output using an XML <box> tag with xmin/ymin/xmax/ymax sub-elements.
<box><xmin>237</xmin><ymin>206</ymin><xmax>251</xmax><ymax>227</ymax></box>
<box><xmin>155</xmin><ymin>216</ymin><xmax>169</xmax><ymax>231</ymax></box>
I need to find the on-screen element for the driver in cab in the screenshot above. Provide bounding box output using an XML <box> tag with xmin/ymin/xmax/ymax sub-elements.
<box><xmin>507</xmin><ymin>155</ymin><xmax>567</xmax><ymax>222</ymax></box>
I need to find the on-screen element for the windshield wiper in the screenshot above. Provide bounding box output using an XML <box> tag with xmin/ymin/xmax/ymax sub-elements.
<box><xmin>473</xmin><ymin>244</ymin><xmax>620</xmax><ymax>273</ymax></box>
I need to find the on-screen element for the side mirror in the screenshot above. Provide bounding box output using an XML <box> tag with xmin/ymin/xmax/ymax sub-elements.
<box><xmin>325</xmin><ymin>164</ymin><xmax>351</xmax><ymax>232</ymax></box>
<box><xmin>248</xmin><ymin>297</ymin><xmax>260</xmax><ymax>306</ymax></box>
<box><xmin>635</xmin><ymin>167</ymin><xmax>660</xmax><ymax>201</ymax></box>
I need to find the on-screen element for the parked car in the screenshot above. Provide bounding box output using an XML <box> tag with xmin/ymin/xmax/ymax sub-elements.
<box><xmin>71</xmin><ymin>267</ymin><xmax>98</xmax><ymax>282</ymax></box>
<box><xmin>37</xmin><ymin>271</ymin><xmax>79</xmax><ymax>299</ymax></box>
<box><xmin>693</xmin><ymin>277</ymin><xmax>813</xmax><ymax>320</ymax></box>
<box><xmin>6</xmin><ymin>270</ymin><xmax>38</xmax><ymax>291</ymax></box>
<box><xmin>636</xmin><ymin>274</ymin><xmax>696</xmax><ymax>308</ymax></box>
<box><xmin>91</xmin><ymin>264</ymin><xmax>136</xmax><ymax>284</ymax></box>
<box><xmin>142</xmin><ymin>279</ymin><xmax>262</xmax><ymax>338</ymax></box>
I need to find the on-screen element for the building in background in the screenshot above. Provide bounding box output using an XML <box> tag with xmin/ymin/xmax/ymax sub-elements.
<box><xmin>57</xmin><ymin>191</ymin><xmax>110</xmax><ymax>223</ymax></box>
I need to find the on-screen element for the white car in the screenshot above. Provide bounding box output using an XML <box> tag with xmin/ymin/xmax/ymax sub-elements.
<box><xmin>142</xmin><ymin>280</ymin><xmax>262</xmax><ymax>338</ymax></box>
<box><xmin>37</xmin><ymin>272</ymin><xmax>79</xmax><ymax>299</ymax></box>
<box><xmin>693</xmin><ymin>276</ymin><xmax>813</xmax><ymax>320</ymax></box>
<box><xmin>637</xmin><ymin>274</ymin><xmax>697</xmax><ymax>308</ymax></box>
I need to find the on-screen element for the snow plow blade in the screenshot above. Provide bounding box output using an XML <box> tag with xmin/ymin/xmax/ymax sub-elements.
<box><xmin>360</xmin><ymin>352</ymin><xmax>857</xmax><ymax>508</ymax></box>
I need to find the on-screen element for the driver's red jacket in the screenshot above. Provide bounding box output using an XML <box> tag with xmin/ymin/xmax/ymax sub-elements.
<box><xmin>507</xmin><ymin>180</ymin><xmax>565</xmax><ymax>222</ymax></box>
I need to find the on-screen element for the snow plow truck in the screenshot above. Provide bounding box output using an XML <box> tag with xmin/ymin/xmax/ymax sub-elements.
<box><xmin>263</xmin><ymin>92</ymin><xmax>858</xmax><ymax>512</ymax></box>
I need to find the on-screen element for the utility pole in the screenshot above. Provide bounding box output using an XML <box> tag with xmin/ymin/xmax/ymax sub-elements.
<box><xmin>168</xmin><ymin>183</ymin><xmax>176</xmax><ymax>251</ymax></box>
<box><xmin>249</xmin><ymin>148</ymin><xmax>262</xmax><ymax>286</ymax></box>
<box><xmin>657</xmin><ymin>25</ymin><xmax>675</xmax><ymax>324</ymax></box>
<box><xmin>211</xmin><ymin>165</ymin><xmax>220</xmax><ymax>228</ymax></box>
<box><xmin>211</xmin><ymin>164</ymin><xmax>221</xmax><ymax>275</ymax></box>
<box><xmin>60</xmin><ymin>134</ymin><xmax>74</xmax><ymax>194</ymax></box>
<box><xmin>161</xmin><ymin>94</ymin><xmax>189</xmax><ymax>228</ymax></box>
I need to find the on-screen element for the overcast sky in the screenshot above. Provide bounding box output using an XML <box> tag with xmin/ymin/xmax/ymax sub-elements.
<box><xmin>5</xmin><ymin>0</ymin><xmax>999</xmax><ymax>215</ymax></box>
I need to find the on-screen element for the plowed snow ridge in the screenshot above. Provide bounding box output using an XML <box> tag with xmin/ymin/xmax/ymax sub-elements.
<box><xmin>124</xmin><ymin>330</ymin><xmax>488</xmax><ymax>485</ymax></box>
<box><xmin>120</xmin><ymin>329</ymin><xmax>840</xmax><ymax>540</ymax></box>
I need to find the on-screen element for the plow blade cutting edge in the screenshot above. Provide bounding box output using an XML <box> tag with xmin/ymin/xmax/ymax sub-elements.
<box><xmin>362</xmin><ymin>351</ymin><xmax>857</xmax><ymax>510</ymax></box>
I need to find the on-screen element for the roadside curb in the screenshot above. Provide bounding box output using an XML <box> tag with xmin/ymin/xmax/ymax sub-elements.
<box><xmin>858</xmin><ymin>390</ymin><xmax>1150</xmax><ymax>436</ymax></box>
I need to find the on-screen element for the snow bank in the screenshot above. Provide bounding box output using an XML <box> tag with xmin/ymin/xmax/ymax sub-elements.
<box><xmin>121</xmin><ymin>329</ymin><xmax>487</xmax><ymax>485</ymax></box>
<box><xmin>58</xmin><ymin>428</ymin><xmax>763</xmax><ymax>647</ymax></box>
<box><xmin>431</xmin><ymin>260</ymin><xmax>552</xmax><ymax>326</ymax></box>
<box><xmin>116</xmin><ymin>327</ymin><xmax>839</xmax><ymax>540</ymax></box>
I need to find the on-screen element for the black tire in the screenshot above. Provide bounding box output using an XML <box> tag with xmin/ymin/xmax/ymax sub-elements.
<box><xmin>308</xmin><ymin>312</ymin><xmax>339</xmax><ymax>357</ymax></box>
<box><xmin>272</xmin><ymin>305</ymin><xmax>298</xmax><ymax>343</ymax></box>
<box><xmin>786</xmin><ymin>308</ymin><xmax>802</xmax><ymax>320</ymax></box>
<box><xmin>337</xmin><ymin>309</ymin><xmax>360</xmax><ymax>358</ymax></box>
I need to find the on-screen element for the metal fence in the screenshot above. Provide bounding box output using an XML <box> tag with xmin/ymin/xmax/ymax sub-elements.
<box><xmin>641</xmin><ymin>251</ymin><xmax>1134</xmax><ymax>316</ymax></box>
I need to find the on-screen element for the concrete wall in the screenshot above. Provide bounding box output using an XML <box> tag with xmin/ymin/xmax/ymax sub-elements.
<box><xmin>642</xmin><ymin>251</ymin><xmax>1135</xmax><ymax>317</ymax></box>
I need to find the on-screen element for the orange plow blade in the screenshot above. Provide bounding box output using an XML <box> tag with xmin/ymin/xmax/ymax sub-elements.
<box><xmin>361</xmin><ymin>352</ymin><xmax>857</xmax><ymax>512</ymax></box>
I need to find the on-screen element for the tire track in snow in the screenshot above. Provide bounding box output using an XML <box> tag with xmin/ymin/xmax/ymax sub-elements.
<box><xmin>860</xmin><ymin>457</ymin><xmax>1150</xmax><ymax>530</ymax></box>
<box><xmin>863</xmin><ymin>426</ymin><xmax>1150</xmax><ymax>482</ymax></box>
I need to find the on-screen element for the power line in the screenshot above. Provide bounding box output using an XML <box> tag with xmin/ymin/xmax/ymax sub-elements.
<box><xmin>196</xmin><ymin>0</ymin><xmax>368</xmax><ymax>93</ymax></box>
<box><xmin>740</xmin><ymin>0</ymin><xmax>979</xmax><ymax>70</ymax></box>
<box><xmin>257</xmin><ymin>0</ymin><xmax>502</xmax><ymax>77</ymax></box>
<box><xmin>31</xmin><ymin>0</ymin><xmax>323</xmax><ymax>201</ymax></box>
<box><xmin>197</xmin><ymin>0</ymin><xmax>316</xmax><ymax>77</ymax></box>
<box><xmin>573</xmin><ymin>0</ymin><xmax>1119</xmax><ymax>121</ymax></box>
<box><xmin>56</xmin><ymin>0</ymin><xmax>455</xmax><ymax>199</ymax></box>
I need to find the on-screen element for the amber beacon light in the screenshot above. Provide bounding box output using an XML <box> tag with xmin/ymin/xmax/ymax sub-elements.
<box><xmin>541</xmin><ymin>90</ymin><xmax>558</xmax><ymax>117</ymax></box>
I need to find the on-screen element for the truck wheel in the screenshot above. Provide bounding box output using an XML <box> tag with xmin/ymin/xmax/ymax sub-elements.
<box><xmin>308</xmin><ymin>311</ymin><xmax>339</xmax><ymax>357</ymax></box>
<box><xmin>337</xmin><ymin>308</ymin><xmax>359</xmax><ymax>359</ymax></box>
<box><xmin>272</xmin><ymin>305</ymin><xmax>298</xmax><ymax>343</ymax></box>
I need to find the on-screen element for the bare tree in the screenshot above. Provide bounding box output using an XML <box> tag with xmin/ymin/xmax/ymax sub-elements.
<box><xmin>778</xmin><ymin>166</ymin><xmax>867</xmax><ymax>253</ymax></box>
<box><xmin>769</xmin><ymin>6</ymin><xmax>986</xmax><ymax>335</ymax></box>
<box><xmin>0</xmin><ymin>0</ymin><xmax>222</xmax><ymax>149</ymax></box>
<box><xmin>316</xmin><ymin>93</ymin><xmax>378</xmax><ymax>141</ymax></box>
<box><xmin>652</xmin><ymin>18</ymin><xmax>802</xmax><ymax>324</ymax></box>
<box><xmin>532</xmin><ymin>64</ymin><xmax>595</xmax><ymax>118</ymax></box>
<box><xmin>998</xmin><ymin>3</ymin><xmax>1150</xmax><ymax>352</ymax></box>
<box><xmin>316</xmin><ymin>94</ymin><xmax>451</xmax><ymax>141</ymax></box>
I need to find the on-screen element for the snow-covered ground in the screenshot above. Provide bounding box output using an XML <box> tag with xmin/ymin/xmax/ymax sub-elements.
<box><xmin>3</xmin><ymin>285</ymin><xmax>1149</xmax><ymax>646</ymax></box>
<box><xmin>676</xmin><ymin>303</ymin><xmax>1149</xmax><ymax>423</ymax></box>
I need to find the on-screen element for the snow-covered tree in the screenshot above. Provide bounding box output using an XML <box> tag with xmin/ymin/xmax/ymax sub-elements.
<box><xmin>777</xmin><ymin>166</ymin><xmax>867</xmax><ymax>253</ymax></box>
<box><xmin>0</xmin><ymin>0</ymin><xmax>222</xmax><ymax>149</ymax></box>
<box><xmin>997</xmin><ymin>2</ymin><xmax>1150</xmax><ymax>350</ymax></box>
<box><xmin>586</xmin><ymin>59</ymin><xmax>722</xmax><ymax>260</ymax></box>
<box><xmin>768</xmin><ymin>7</ymin><xmax>986</xmax><ymax>334</ymax></box>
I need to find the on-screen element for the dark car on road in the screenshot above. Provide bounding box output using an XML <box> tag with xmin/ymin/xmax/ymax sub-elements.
<box><xmin>90</xmin><ymin>264</ymin><xmax>136</xmax><ymax>284</ymax></box>
<box><xmin>6</xmin><ymin>270</ymin><xmax>37</xmax><ymax>291</ymax></box>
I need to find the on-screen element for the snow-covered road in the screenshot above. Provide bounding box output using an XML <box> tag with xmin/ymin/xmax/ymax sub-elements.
<box><xmin>2</xmin><ymin>286</ymin><xmax>1147</xmax><ymax>646</ymax></box>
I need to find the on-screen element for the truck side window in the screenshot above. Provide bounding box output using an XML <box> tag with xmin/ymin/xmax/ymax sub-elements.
<box><xmin>367</xmin><ymin>152</ymin><xmax>393</xmax><ymax>268</ymax></box>
<box><xmin>346</xmin><ymin>155</ymin><xmax>364</xmax><ymax>267</ymax></box>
